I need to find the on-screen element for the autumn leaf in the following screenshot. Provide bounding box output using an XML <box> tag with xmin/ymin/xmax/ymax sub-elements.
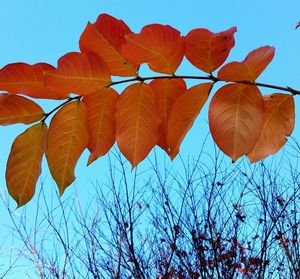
<box><xmin>248</xmin><ymin>94</ymin><xmax>295</xmax><ymax>163</ymax></box>
<box><xmin>80</xmin><ymin>13</ymin><xmax>137</xmax><ymax>76</ymax></box>
<box><xmin>184</xmin><ymin>27</ymin><xmax>237</xmax><ymax>73</ymax></box>
<box><xmin>218</xmin><ymin>46</ymin><xmax>275</xmax><ymax>82</ymax></box>
<box><xmin>209</xmin><ymin>84</ymin><xmax>264</xmax><ymax>162</ymax></box>
<box><xmin>6</xmin><ymin>123</ymin><xmax>47</xmax><ymax>207</ymax></box>
<box><xmin>44</xmin><ymin>52</ymin><xmax>111</xmax><ymax>96</ymax></box>
<box><xmin>0</xmin><ymin>93</ymin><xmax>44</xmax><ymax>125</ymax></box>
<box><xmin>121</xmin><ymin>24</ymin><xmax>184</xmax><ymax>75</ymax></box>
<box><xmin>46</xmin><ymin>101</ymin><xmax>89</xmax><ymax>195</ymax></box>
<box><xmin>167</xmin><ymin>83</ymin><xmax>212</xmax><ymax>159</ymax></box>
<box><xmin>83</xmin><ymin>88</ymin><xmax>119</xmax><ymax>165</ymax></box>
<box><xmin>116</xmin><ymin>83</ymin><xmax>160</xmax><ymax>168</ymax></box>
<box><xmin>0</xmin><ymin>62</ymin><xmax>67</xmax><ymax>99</ymax></box>
<box><xmin>150</xmin><ymin>78</ymin><xmax>186</xmax><ymax>152</ymax></box>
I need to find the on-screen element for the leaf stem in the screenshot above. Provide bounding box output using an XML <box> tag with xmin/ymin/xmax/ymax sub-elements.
<box><xmin>41</xmin><ymin>96</ymin><xmax>81</xmax><ymax>123</ymax></box>
<box><xmin>108</xmin><ymin>74</ymin><xmax>300</xmax><ymax>95</ymax></box>
<box><xmin>43</xmin><ymin>74</ymin><xmax>300</xmax><ymax>122</ymax></box>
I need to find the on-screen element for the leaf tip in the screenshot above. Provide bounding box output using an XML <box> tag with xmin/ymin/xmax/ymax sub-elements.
<box><xmin>169</xmin><ymin>150</ymin><xmax>178</xmax><ymax>161</ymax></box>
<box><xmin>87</xmin><ymin>155</ymin><xmax>96</xmax><ymax>166</ymax></box>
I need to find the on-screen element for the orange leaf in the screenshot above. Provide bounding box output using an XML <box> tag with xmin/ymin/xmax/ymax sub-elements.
<box><xmin>184</xmin><ymin>27</ymin><xmax>237</xmax><ymax>74</ymax></box>
<box><xmin>0</xmin><ymin>93</ymin><xmax>44</xmax><ymax>125</ymax></box>
<box><xmin>83</xmin><ymin>88</ymin><xmax>119</xmax><ymax>165</ymax></box>
<box><xmin>6</xmin><ymin>123</ymin><xmax>47</xmax><ymax>207</ymax></box>
<box><xmin>116</xmin><ymin>83</ymin><xmax>160</xmax><ymax>168</ymax></box>
<box><xmin>209</xmin><ymin>84</ymin><xmax>264</xmax><ymax>162</ymax></box>
<box><xmin>121</xmin><ymin>24</ymin><xmax>184</xmax><ymax>75</ymax></box>
<box><xmin>248</xmin><ymin>94</ymin><xmax>295</xmax><ymax>163</ymax></box>
<box><xmin>44</xmin><ymin>52</ymin><xmax>111</xmax><ymax>96</ymax></box>
<box><xmin>150</xmin><ymin>78</ymin><xmax>186</xmax><ymax>153</ymax></box>
<box><xmin>46</xmin><ymin>101</ymin><xmax>89</xmax><ymax>195</ymax></box>
<box><xmin>0</xmin><ymin>62</ymin><xmax>67</xmax><ymax>99</ymax></box>
<box><xmin>79</xmin><ymin>13</ymin><xmax>137</xmax><ymax>76</ymax></box>
<box><xmin>167</xmin><ymin>83</ymin><xmax>212</xmax><ymax>159</ymax></box>
<box><xmin>218</xmin><ymin>46</ymin><xmax>275</xmax><ymax>82</ymax></box>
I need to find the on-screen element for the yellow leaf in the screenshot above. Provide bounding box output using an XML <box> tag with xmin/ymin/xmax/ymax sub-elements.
<box><xmin>167</xmin><ymin>83</ymin><xmax>211</xmax><ymax>159</ymax></box>
<box><xmin>46</xmin><ymin>101</ymin><xmax>89</xmax><ymax>195</ymax></box>
<box><xmin>248</xmin><ymin>94</ymin><xmax>295</xmax><ymax>162</ymax></box>
<box><xmin>6</xmin><ymin>123</ymin><xmax>47</xmax><ymax>207</ymax></box>
<box><xmin>0</xmin><ymin>93</ymin><xmax>44</xmax><ymax>125</ymax></box>
<box><xmin>209</xmin><ymin>84</ymin><xmax>264</xmax><ymax>162</ymax></box>
<box><xmin>116</xmin><ymin>83</ymin><xmax>160</xmax><ymax>168</ymax></box>
<box><xmin>83</xmin><ymin>88</ymin><xmax>119</xmax><ymax>165</ymax></box>
<box><xmin>150</xmin><ymin>78</ymin><xmax>186</xmax><ymax>153</ymax></box>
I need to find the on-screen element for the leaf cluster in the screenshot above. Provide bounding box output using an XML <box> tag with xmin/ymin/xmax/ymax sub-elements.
<box><xmin>0</xmin><ymin>14</ymin><xmax>297</xmax><ymax>206</ymax></box>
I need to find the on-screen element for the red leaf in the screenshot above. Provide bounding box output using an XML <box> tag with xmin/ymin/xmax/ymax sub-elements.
<box><xmin>0</xmin><ymin>62</ymin><xmax>67</xmax><ymax>99</ymax></box>
<box><xmin>121</xmin><ymin>24</ymin><xmax>184</xmax><ymax>75</ymax></box>
<box><xmin>6</xmin><ymin>123</ymin><xmax>47</xmax><ymax>207</ymax></box>
<box><xmin>83</xmin><ymin>88</ymin><xmax>119</xmax><ymax>165</ymax></box>
<box><xmin>150</xmin><ymin>78</ymin><xmax>187</xmax><ymax>152</ymax></box>
<box><xmin>184</xmin><ymin>27</ymin><xmax>237</xmax><ymax>73</ymax></box>
<box><xmin>167</xmin><ymin>83</ymin><xmax>212</xmax><ymax>159</ymax></box>
<box><xmin>44</xmin><ymin>52</ymin><xmax>111</xmax><ymax>96</ymax></box>
<box><xmin>0</xmin><ymin>94</ymin><xmax>44</xmax><ymax>125</ymax></box>
<box><xmin>46</xmin><ymin>101</ymin><xmax>89</xmax><ymax>195</ymax></box>
<box><xmin>209</xmin><ymin>84</ymin><xmax>264</xmax><ymax>162</ymax></box>
<box><xmin>218</xmin><ymin>46</ymin><xmax>275</xmax><ymax>82</ymax></box>
<box><xmin>248</xmin><ymin>94</ymin><xmax>295</xmax><ymax>163</ymax></box>
<box><xmin>80</xmin><ymin>14</ymin><xmax>137</xmax><ymax>76</ymax></box>
<box><xmin>116</xmin><ymin>83</ymin><xmax>160</xmax><ymax>168</ymax></box>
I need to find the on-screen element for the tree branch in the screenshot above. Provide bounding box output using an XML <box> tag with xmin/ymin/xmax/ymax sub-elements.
<box><xmin>41</xmin><ymin>74</ymin><xmax>300</xmax><ymax>123</ymax></box>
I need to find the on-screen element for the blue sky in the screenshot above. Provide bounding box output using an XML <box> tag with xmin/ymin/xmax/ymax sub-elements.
<box><xmin>0</xmin><ymin>0</ymin><xmax>300</xmax><ymax>276</ymax></box>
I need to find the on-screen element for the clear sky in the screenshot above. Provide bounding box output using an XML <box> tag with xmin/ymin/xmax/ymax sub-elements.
<box><xmin>0</xmin><ymin>0</ymin><xmax>300</xmax><ymax>277</ymax></box>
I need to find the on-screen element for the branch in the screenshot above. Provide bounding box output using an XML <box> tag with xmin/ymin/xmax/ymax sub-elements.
<box><xmin>108</xmin><ymin>74</ymin><xmax>300</xmax><ymax>95</ymax></box>
<box><xmin>42</xmin><ymin>74</ymin><xmax>300</xmax><ymax>123</ymax></box>
<box><xmin>41</xmin><ymin>95</ymin><xmax>81</xmax><ymax>123</ymax></box>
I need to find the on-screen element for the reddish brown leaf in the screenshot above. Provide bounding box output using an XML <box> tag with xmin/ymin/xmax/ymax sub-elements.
<box><xmin>0</xmin><ymin>62</ymin><xmax>67</xmax><ymax>99</ymax></box>
<box><xmin>44</xmin><ymin>52</ymin><xmax>111</xmax><ymax>96</ymax></box>
<box><xmin>0</xmin><ymin>94</ymin><xmax>44</xmax><ymax>125</ymax></box>
<box><xmin>150</xmin><ymin>78</ymin><xmax>186</xmax><ymax>152</ymax></box>
<box><xmin>209</xmin><ymin>84</ymin><xmax>264</xmax><ymax>162</ymax></box>
<box><xmin>83</xmin><ymin>88</ymin><xmax>119</xmax><ymax>165</ymax></box>
<box><xmin>167</xmin><ymin>83</ymin><xmax>212</xmax><ymax>159</ymax></box>
<box><xmin>116</xmin><ymin>83</ymin><xmax>160</xmax><ymax>168</ymax></box>
<box><xmin>6</xmin><ymin>123</ymin><xmax>47</xmax><ymax>207</ymax></box>
<box><xmin>121</xmin><ymin>24</ymin><xmax>184</xmax><ymax>75</ymax></box>
<box><xmin>248</xmin><ymin>94</ymin><xmax>295</xmax><ymax>163</ymax></box>
<box><xmin>80</xmin><ymin>13</ymin><xmax>137</xmax><ymax>76</ymax></box>
<box><xmin>46</xmin><ymin>101</ymin><xmax>89</xmax><ymax>195</ymax></box>
<box><xmin>184</xmin><ymin>27</ymin><xmax>237</xmax><ymax>73</ymax></box>
<box><xmin>218</xmin><ymin>46</ymin><xmax>275</xmax><ymax>82</ymax></box>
